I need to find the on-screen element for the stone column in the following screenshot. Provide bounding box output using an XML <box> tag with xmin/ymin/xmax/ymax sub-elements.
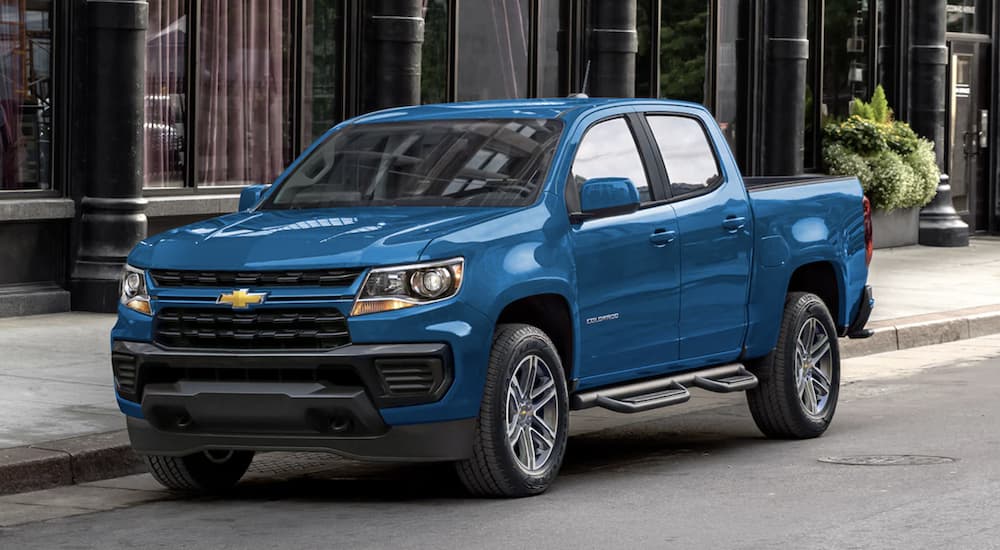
<box><xmin>761</xmin><ymin>0</ymin><xmax>808</xmax><ymax>175</ymax></box>
<box><xmin>589</xmin><ymin>0</ymin><xmax>637</xmax><ymax>98</ymax></box>
<box><xmin>911</xmin><ymin>0</ymin><xmax>969</xmax><ymax>246</ymax></box>
<box><xmin>71</xmin><ymin>0</ymin><xmax>149</xmax><ymax>312</ymax></box>
<box><xmin>366</xmin><ymin>0</ymin><xmax>424</xmax><ymax>111</ymax></box>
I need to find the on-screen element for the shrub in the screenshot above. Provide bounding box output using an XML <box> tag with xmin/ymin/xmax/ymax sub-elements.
<box><xmin>822</xmin><ymin>85</ymin><xmax>939</xmax><ymax>211</ymax></box>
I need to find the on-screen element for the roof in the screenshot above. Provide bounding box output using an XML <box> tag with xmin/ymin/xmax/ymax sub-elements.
<box><xmin>348</xmin><ymin>97</ymin><xmax>706</xmax><ymax>126</ymax></box>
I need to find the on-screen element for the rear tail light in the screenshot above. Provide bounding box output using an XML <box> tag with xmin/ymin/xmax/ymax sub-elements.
<box><xmin>863</xmin><ymin>196</ymin><xmax>873</xmax><ymax>266</ymax></box>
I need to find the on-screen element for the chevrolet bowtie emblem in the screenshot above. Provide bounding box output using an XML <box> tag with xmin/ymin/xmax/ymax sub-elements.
<box><xmin>217</xmin><ymin>289</ymin><xmax>267</xmax><ymax>309</ymax></box>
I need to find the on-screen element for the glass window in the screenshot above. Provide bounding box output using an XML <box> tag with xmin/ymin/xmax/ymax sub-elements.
<box><xmin>0</xmin><ymin>0</ymin><xmax>52</xmax><ymax>191</ymax></box>
<box><xmin>196</xmin><ymin>1</ymin><xmax>293</xmax><ymax>187</ymax></box>
<box><xmin>421</xmin><ymin>0</ymin><xmax>449</xmax><ymax>104</ymax></box>
<box><xmin>265</xmin><ymin>119</ymin><xmax>564</xmax><ymax>209</ymax></box>
<box><xmin>635</xmin><ymin>0</ymin><xmax>654</xmax><ymax>98</ymax></box>
<box><xmin>457</xmin><ymin>0</ymin><xmax>529</xmax><ymax>101</ymax></box>
<box><xmin>715</xmin><ymin>0</ymin><xmax>742</xmax><ymax>152</ymax></box>
<box><xmin>947</xmin><ymin>0</ymin><xmax>989</xmax><ymax>34</ymax></box>
<box><xmin>145</xmin><ymin>0</ymin><xmax>187</xmax><ymax>188</ymax></box>
<box><xmin>302</xmin><ymin>0</ymin><xmax>341</xmax><ymax>145</ymax></box>
<box><xmin>660</xmin><ymin>1</ymin><xmax>709</xmax><ymax>103</ymax></box>
<box><xmin>539</xmin><ymin>0</ymin><xmax>561</xmax><ymax>97</ymax></box>
<box><xmin>646</xmin><ymin>115</ymin><xmax>721</xmax><ymax>198</ymax></box>
<box><xmin>567</xmin><ymin>118</ymin><xmax>651</xmax><ymax>212</ymax></box>
<box><xmin>822</xmin><ymin>0</ymin><xmax>870</xmax><ymax>121</ymax></box>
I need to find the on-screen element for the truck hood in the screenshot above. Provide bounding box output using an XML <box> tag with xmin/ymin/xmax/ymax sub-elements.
<box><xmin>129</xmin><ymin>207</ymin><xmax>510</xmax><ymax>270</ymax></box>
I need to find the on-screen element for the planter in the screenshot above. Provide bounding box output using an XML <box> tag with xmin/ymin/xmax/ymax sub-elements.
<box><xmin>872</xmin><ymin>206</ymin><xmax>919</xmax><ymax>249</ymax></box>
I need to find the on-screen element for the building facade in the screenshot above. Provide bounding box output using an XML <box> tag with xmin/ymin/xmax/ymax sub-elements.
<box><xmin>0</xmin><ymin>0</ymin><xmax>997</xmax><ymax>316</ymax></box>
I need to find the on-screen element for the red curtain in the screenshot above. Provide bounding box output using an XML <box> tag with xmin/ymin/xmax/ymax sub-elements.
<box><xmin>0</xmin><ymin>1</ymin><xmax>25</xmax><ymax>189</ymax></box>
<box><xmin>196</xmin><ymin>0</ymin><xmax>290</xmax><ymax>186</ymax></box>
<box><xmin>144</xmin><ymin>0</ymin><xmax>187</xmax><ymax>187</ymax></box>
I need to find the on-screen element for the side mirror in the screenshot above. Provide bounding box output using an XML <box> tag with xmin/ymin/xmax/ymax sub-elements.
<box><xmin>579</xmin><ymin>177</ymin><xmax>641</xmax><ymax>219</ymax></box>
<box><xmin>238</xmin><ymin>184</ymin><xmax>271</xmax><ymax>211</ymax></box>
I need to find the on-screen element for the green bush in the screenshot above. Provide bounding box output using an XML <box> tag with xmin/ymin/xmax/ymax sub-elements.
<box><xmin>822</xmin><ymin>85</ymin><xmax>939</xmax><ymax>211</ymax></box>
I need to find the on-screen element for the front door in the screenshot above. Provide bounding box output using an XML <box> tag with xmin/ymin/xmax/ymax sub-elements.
<box><xmin>947</xmin><ymin>40</ymin><xmax>990</xmax><ymax>231</ymax></box>
<box><xmin>569</xmin><ymin>116</ymin><xmax>681</xmax><ymax>384</ymax></box>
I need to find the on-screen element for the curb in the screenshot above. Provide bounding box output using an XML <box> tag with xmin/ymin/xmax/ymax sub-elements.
<box><xmin>0</xmin><ymin>430</ymin><xmax>145</xmax><ymax>496</ymax></box>
<box><xmin>3</xmin><ymin>304</ymin><xmax>1000</xmax><ymax>496</ymax></box>
<box><xmin>841</xmin><ymin>305</ymin><xmax>1000</xmax><ymax>359</ymax></box>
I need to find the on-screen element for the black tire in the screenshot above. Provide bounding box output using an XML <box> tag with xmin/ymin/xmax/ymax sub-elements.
<box><xmin>456</xmin><ymin>323</ymin><xmax>569</xmax><ymax>498</ymax></box>
<box><xmin>747</xmin><ymin>292</ymin><xmax>840</xmax><ymax>439</ymax></box>
<box><xmin>145</xmin><ymin>450</ymin><xmax>254</xmax><ymax>492</ymax></box>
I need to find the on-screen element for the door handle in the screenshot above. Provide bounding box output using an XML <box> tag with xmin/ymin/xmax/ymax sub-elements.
<box><xmin>649</xmin><ymin>228</ymin><xmax>677</xmax><ymax>246</ymax></box>
<box><xmin>723</xmin><ymin>216</ymin><xmax>746</xmax><ymax>232</ymax></box>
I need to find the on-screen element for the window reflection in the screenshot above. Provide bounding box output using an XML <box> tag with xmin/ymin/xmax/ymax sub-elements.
<box><xmin>457</xmin><ymin>0</ymin><xmax>529</xmax><ymax>101</ymax></box>
<box><xmin>568</xmin><ymin>118</ymin><xmax>651</xmax><ymax>212</ymax></box>
<box><xmin>0</xmin><ymin>0</ymin><xmax>52</xmax><ymax>190</ymax></box>
<box><xmin>660</xmin><ymin>0</ymin><xmax>709</xmax><ymax>103</ymax></box>
<box><xmin>947</xmin><ymin>0</ymin><xmax>985</xmax><ymax>34</ymax></box>
<box><xmin>421</xmin><ymin>0</ymin><xmax>448</xmax><ymax>104</ymax></box>
<box><xmin>302</xmin><ymin>0</ymin><xmax>340</xmax><ymax>144</ymax></box>
<box><xmin>823</xmin><ymin>0</ymin><xmax>870</xmax><ymax>120</ymax></box>
<box><xmin>646</xmin><ymin>115</ymin><xmax>721</xmax><ymax>198</ymax></box>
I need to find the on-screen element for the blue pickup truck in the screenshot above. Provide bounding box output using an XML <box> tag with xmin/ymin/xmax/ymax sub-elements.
<box><xmin>112</xmin><ymin>98</ymin><xmax>873</xmax><ymax>497</ymax></box>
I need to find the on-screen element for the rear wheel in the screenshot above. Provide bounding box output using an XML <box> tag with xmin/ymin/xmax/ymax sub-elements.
<box><xmin>456</xmin><ymin>323</ymin><xmax>569</xmax><ymax>497</ymax></box>
<box><xmin>145</xmin><ymin>450</ymin><xmax>254</xmax><ymax>492</ymax></box>
<box><xmin>747</xmin><ymin>292</ymin><xmax>840</xmax><ymax>439</ymax></box>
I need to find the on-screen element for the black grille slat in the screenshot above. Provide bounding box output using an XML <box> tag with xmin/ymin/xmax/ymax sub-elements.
<box><xmin>155</xmin><ymin>308</ymin><xmax>351</xmax><ymax>350</ymax></box>
<box><xmin>377</xmin><ymin>362</ymin><xmax>439</xmax><ymax>394</ymax></box>
<box><xmin>150</xmin><ymin>268</ymin><xmax>363</xmax><ymax>288</ymax></box>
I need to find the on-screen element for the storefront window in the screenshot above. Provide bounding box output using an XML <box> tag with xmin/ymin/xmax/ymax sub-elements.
<box><xmin>457</xmin><ymin>0</ymin><xmax>529</xmax><ymax>101</ymax></box>
<box><xmin>0</xmin><ymin>0</ymin><xmax>52</xmax><ymax>191</ymax></box>
<box><xmin>196</xmin><ymin>1</ymin><xmax>293</xmax><ymax>187</ymax></box>
<box><xmin>635</xmin><ymin>0</ymin><xmax>654</xmax><ymax>98</ymax></box>
<box><xmin>715</xmin><ymin>0</ymin><xmax>742</xmax><ymax>153</ymax></box>
<box><xmin>823</xmin><ymin>0</ymin><xmax>870</xmax><ymax>121</ymax></box>
<box><xmin>302</xmin><ymin>0</ymin><xmax>341</xmax><ymax>145</ymax></box>
<box><xmin>539</xmin><ymin>0</ymin><xmax>561</xmax><ymax>97</ymax></box>
<box><xmin>145</xmin><ymin>0</ymin><xmax>186</xmax><ymax>188</ymax></box>
<box><xmin>660</xmin><ymin>0</ymin><xmax>709</xmax><ymax>103</ymax></box>
<box><xmin>947</xmin><ymin>0</ymin><xmax>989</xmax><ymax>34</ymax></box>
<box><xmin>421</xmin><ymin>0</ymin><xmax>449</xmax><ymax>104</ymax></box>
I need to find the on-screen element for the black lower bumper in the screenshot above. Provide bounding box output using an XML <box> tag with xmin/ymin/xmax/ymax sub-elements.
<box><xmin>846</xmin><ymin>285</ymin><xmax>875</xmax><ymax>339</ymax></box>
<box><xmin>126</xmin><ymin>416</ymin><xmax>476</xmax><ymax>462</ymax></box>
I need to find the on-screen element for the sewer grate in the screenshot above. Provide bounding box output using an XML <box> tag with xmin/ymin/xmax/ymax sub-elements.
<box><xmin>818</xmin><ymin>455</ymin><xmax>957</xmax><ymax>466</ymax></box>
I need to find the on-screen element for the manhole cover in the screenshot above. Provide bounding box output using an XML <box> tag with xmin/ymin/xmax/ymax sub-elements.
<box><xmin>818</xmin><ymin>455</ymin><xmax>957</xmax><ymax>466</ymax></box>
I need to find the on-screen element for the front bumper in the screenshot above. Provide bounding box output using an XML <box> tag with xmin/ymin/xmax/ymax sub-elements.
<box><xmin>112</xmin><ymin>340</ymin><xmax>477</xmax><ymax>461</ymax></box>
<box><xmin>126</xmin><ymin>416</ymin><xmax>476</xmax><ymax>461</ymax></box>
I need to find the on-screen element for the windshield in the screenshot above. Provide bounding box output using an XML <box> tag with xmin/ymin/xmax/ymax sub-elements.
<box><xmin>263</xmin><ymin>118</ymin><xmax>564</xmax><ymax>209</ymax></box>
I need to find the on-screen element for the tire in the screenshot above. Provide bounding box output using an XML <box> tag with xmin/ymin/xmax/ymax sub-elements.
<box><xmin>145</xmin><ymin>450</ymin><xmax>255</xmax><ymax>492</ymax></box>
<box><xmin>746</xmin><ymin>292</ymin><xmax>840</xmax><ymax>439</ymax></box>
<box><xmin>456</xmin><ymin>323</ymin><xmax>570</xmax><ymax>498</ymax></box>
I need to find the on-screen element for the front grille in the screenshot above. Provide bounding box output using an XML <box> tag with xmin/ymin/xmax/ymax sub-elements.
<box><xmin>155</xmin><ymin>308</ymin><xmax>351</xmax><ymax>350</ymax></box>
<box><xmin>150</xmin><ymin>268</ymin><xmax>363</xmax><ymax>288</ymax></box>
<box><xmin>375</xmin><ymin>358</ymin><xmax>445</xmax><ymax>395</ymax></box>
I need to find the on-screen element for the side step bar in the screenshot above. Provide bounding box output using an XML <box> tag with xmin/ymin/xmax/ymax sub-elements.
<box><xmin>571</xmin><ymin>363</ymin><xmax>758</xmax><ymax>414</ymax></box>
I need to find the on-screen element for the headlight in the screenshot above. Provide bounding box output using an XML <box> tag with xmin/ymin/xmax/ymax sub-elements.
<box><xmin>120</xmin><ymin>264</ymin><xmax>151</xmax><ymax>315</ymax></box>
<box><xmin>352</xmin><ymin>258</ymin><xmax>464</xmax><ymax>316</ymax></box>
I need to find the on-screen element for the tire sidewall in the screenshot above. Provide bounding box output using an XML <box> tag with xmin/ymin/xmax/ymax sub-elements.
<box><xmin>487</xmin><ymin>328</ymin><xmax>569</xmax><ymax>493</ymax></box>
<box><xmin>781</xmin><ymin>295</ymin><xmax>841</xmax><ymax>432</ymax></box>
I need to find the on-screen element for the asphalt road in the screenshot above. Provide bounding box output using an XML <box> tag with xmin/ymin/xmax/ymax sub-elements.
<box><xmin>4</xmin><ymin>344</ymin><xmax>1000</xmax><ymax>549</ymax></box>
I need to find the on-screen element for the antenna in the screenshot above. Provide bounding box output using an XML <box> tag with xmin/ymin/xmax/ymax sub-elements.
<box><xmin>568</xmin><ymin>60</ymin><xmax>591</xmax><ymax>99</ymax></box>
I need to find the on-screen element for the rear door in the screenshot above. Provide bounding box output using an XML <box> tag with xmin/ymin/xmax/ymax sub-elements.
<box><xmin>642</xmin><ymin>112</ymin><xmax>752</xmax><ymax>364</ymax></box>
<box><xmin>569</xmin><ymin>115</ymin><xmax>681</xmax><ymax>385</ymax></box>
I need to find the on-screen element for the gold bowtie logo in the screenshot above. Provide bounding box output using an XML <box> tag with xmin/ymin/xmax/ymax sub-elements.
<box><xmin>217</xmin><ymin>289</ymin><xmax>267</xmax><ymax>309</ymax></box>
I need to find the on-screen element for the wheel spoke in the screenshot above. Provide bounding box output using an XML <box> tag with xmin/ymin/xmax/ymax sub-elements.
<box><xmin>533</xmin><ymin>385</ymin><xmax>556</xmax><ymax>411</ymax></box>
<box><xmin>812</xmin><ymin>367</ymin><xmax>831</xmax><ymax>395</ymax></box>
<box><xmin>510</xmin><ymin>376</ymin><xmax>526</xmax><ymax>403</ymax></box>
<box><xmin>507</xmin><ymin>421</ymin><xmax>523</xmax><ymax>445</ymax></box>
<box><xmin>803</xmin><ymin>378</ymin><xmax>818</xmax><ymax>414</ymax></box>
<box><xmin>529</xmin><ymin>424</ymin><xmax>555</xmax><ymax>450</ymax></box>
<box><xmin>531</xmin><ymin>378</ymin><xmax>554</xmax><ymax>400</ymax></box>
<box><xmin>519</xmin><ymin>427</ymin><xmax>535</xmax><ymax>470</ymax></box>
<box><xmin>532</xmin><ymin>413</ymin><xmax>557</xmax><ymax>443</ymax></box>
<box><xmin>810</xmin><ymin>339</ymin><xmax>831</xmax><ymax>365</ymax></box>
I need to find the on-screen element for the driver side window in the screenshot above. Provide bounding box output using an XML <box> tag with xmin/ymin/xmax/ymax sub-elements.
<box><xmin>566</xmin><ymin>118</ymin><xmax>651</xmax><ymax>213</ymax></box>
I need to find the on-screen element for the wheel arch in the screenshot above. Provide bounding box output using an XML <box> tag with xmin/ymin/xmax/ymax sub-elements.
<box><xmin>495</xmin><ymin>293</ymin><xmax>576</xmax><ymax>386</ymax></box>
<box><xmin>786</xmin><ymin>261</ymin><xmax>844</xmax><ymax>329</ymax></box>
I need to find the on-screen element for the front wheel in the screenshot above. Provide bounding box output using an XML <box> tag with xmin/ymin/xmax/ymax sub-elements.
<box><xmin>456</xmin><ymin>323</ymin><xmax>569</xmax><ymax>498</ymax></box>
<box><xmin>747</xmin><ymin>292</ymin><xmax>840</xmax><ymax>439</ymax></box>
<box><xmin>145</xmin><ymin>450</ymin><xmax>254</xmax><ymax>492</ymax></box>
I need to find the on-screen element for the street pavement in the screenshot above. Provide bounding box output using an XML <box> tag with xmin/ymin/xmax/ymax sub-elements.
<box><xmin>2</xmin><ymin>334</ymin><xmax>1000</xmax><ymax>548</ymax></box>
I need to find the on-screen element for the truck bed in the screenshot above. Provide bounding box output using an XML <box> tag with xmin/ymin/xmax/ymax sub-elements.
<box><xmin>743</xmin><ymin>175</ymin><xmax>857</xmax><ymax>192</ymax></box>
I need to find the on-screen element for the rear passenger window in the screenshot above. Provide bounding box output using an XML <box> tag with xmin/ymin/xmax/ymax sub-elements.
<box><xmin>646</xmin><ymin>116</ymin><xmax>722</xmax><ymax>199</ymax></box>
<box><xmin>566</xmin><ymin>118</ymin><xmax>651</xmax><ymax>213</ymax></box>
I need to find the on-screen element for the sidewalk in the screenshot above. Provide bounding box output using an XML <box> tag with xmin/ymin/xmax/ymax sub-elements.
<box><xmin>3</xmin><ymin>238</ymin><xmax>1000</xmax><ymax>493</ymax></box>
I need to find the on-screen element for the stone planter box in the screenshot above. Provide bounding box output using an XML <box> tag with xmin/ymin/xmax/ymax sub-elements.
<box><xmin>872</xmin><ymin>207</ymin><xmax>919</xmax><ymax>249</ymax></box>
